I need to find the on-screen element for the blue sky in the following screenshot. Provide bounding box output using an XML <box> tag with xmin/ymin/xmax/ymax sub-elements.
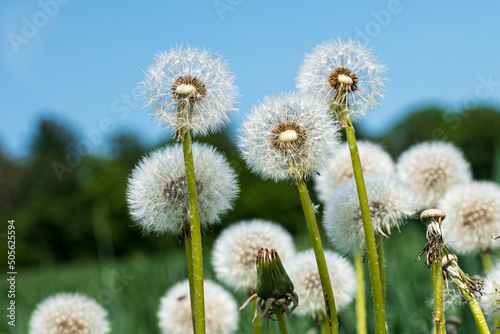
<box><xmin>2</xmin><ymin>1</ymin><xmax>500</xmax><ymax>158</ymax></box>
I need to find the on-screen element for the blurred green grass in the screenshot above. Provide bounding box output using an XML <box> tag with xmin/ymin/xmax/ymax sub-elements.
<box><xmin>2</xmin><ymin>220</ymin><xmax>494</xmax><ymax>333</ymax></box>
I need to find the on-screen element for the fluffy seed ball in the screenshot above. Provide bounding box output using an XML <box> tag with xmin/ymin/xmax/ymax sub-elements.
<box><xmin>297</xmin><ymin>38</ymin><xmax>385</xmax><ymax>120</ymax></box>
<box><xmin>440</xmin><ymin>181</ymin><xmax>500</xmax><ymax>253</ymax></box>
<box><xmin>288</xmin><ymin>249</ymin><xmax>356</xmax><ymax>320</ymax></box>
<box><xmin>158</xmin><ymin>280</ymin><xmax>238</xmax><ymax>334</ymax></box>
<box><xmin>323</xmin><ymin>173</ymin><xmax>417</xmax><ymax>255</ymax></box>
<box><xmin>29</xmin><ymin>292</ymin><xmax>110</xmax><ymax>334</ymax></box>
<box><xmin>238</xmin><ymin>92</ymin><xmax>340</xmax><ymax>183</ymax></box>
<box><xmin>127</xmin><ymin>143</ymin><xmax>239</xmax><ymax>236</ymax></box>
<box><xmin>396</xmin><ymin>141</ymin><xmax>472</xmax><ymax>207</ymax></box>
<box><xmin>212</xmin><ymin>219</ymin><xmax>295</xmax><ymax>293</ymax></box>
<box><xmin>315</xmin><ymin>140</ymin><xmax>394</xmax><ymax>203</ymax></box>
<box><xmin>142</xmin><ymin>45</ymin><xmax>238</xmax><ymax>137</ymax></box>
<box><xmin>480</xmin><ymin>263</ymin><xmax>500</xmax><ymax>316</ymax></box>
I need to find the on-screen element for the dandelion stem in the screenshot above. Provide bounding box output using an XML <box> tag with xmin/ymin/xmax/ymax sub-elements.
<box><xmin>297</xmin><ymin>180</ymin><xmax>339</xmax><ymax>334</ymax></box>
<box><xmin>355</xmin><ymin>254</ymin><xmax>367</xmax><ymax>334</ymax></box>
<box><xmin>481</xmin><ymin>251</ymin><xmax>493</xmax><ymax>273</ymax></box>
<box><xmin>375</xmin><ymin>235</ymin><xmax>385</xmax><ymax>300</ymax></box>
<box><xmin>182</xmin><ymin>126</ymin><xmax>206</xmax><ymax>334</ymax></box>
<box><xmin>458</xmin><ymin>287</ymin><xmax>490</xmax><ymax>334</ymax></box>
<box><xmin>184</xmin><ymin>237</ymin><xmax>197</xmax><ymax>332</ymax></box>
<box><xmin>431</xmin><ymin>262</ymin><xmax>445</xmax><ymax>334</ymax></box>
<box><xmin>252</xmin><ymin>298</ymin><xmax>261</xmax><ymax>334</ymax></box>
<box><xmin>276</xmin><ymin>310</ymin><xmax>289</xmax><ymax>334</ymax></box>
<box><xmin>321</xmin><ymin>320</ymin><xmax>329</xmax><ymax>334</ymax></box>
<box><xmin>342</xmin><ymin>112</ymin><xmax>386</xmax><ymax>334</ymax></box>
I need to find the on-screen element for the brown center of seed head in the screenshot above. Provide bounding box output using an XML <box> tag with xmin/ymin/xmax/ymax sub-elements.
<box><xmin>56</xmin><ymin>317</ymin><xmax>85</xmax><ymax>334</ymax></box>
<box><xmin>462</xmin><ymin>205</ymin><xmax>494</xmax><ymax>227</ymax></box>
<box><xmin>328</xmin><ymin>67</ymin><xmax>359</xmax><ymax>93</ymax></box>
<box><xmin>163</xmin><ymin>175</ymin><xmax>204</xmax><ymax>201</ymax></box>
<box><xmin>171</xmin><ymin>75</ymin><xmax>207</xmax><ymax>101</ymax></box>
<box><xmin>271</xmin><ymin>122</ymin><xmax>307</xmax><ymax>151</ymax></box>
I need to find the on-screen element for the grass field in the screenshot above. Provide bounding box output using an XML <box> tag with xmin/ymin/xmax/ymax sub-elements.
<box><xmin>1</xmin><ymin>221</ymin><xmax>492</xmax><ymax>334</ymax></box>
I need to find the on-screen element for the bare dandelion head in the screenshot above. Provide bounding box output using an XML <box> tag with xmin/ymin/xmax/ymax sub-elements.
<box><xmin>126</xmin><ymin>143</ymin><xmax>239</xmax><ymax>239</ymax></box>
<box><xmin>288</xmin><ymin>249</ymin><xmax>356</xmax><ymax>321</ymax></box>
<box><xmin>323</xmin><ymin>173</ymin><xmax>417</xmax><ymax>254</ymax></box>
<box><xmin>212</xmin><ymin>219</ymin><xmax>295</xmax><ymax>293</ymax></box>
<box><xmin>29</xmin><ymin>293</ymin><xmax>110</xmax><ymax>334</ymax></box>
<box><xmin>142</xmin><ymin>45</ymin><xmax>238</xmax><ymax>139</ymax></box>
<box><xmin>238</xmin><ymin>92</ymin><xmax>340</xmax><ymax>183</ymax></box>
<box><xmin>315</xmin><ymin>141</ymin><xmax>395</xmax><ymax>202</ymax></box>
<box><xmin>396</xmin><ymin>141</ymin><xmax>472</xmax><ymax>207</ymax></box>
<box><xmin>440</xmin><ymin>181</ymin><xmax>500</xmax><ymax>254</ymax></box>
<box><xmin>297</xmin><ymin>38</ymin><xmax>385</xmax><ymax>121</ymax></box>
<box><xmin>158</xmin><ymin>280</ymin><xmax>238</xmax><ymax>334</ymax></box>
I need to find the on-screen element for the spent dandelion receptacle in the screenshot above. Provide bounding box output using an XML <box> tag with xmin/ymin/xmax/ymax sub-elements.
<box><xmin>142</xmin><ymin>45</ymin><xmax>238</xmax><ymax>140</ymax></box>
<box><xmin>29</xmin><ymin>293</ymin><xmax>110</xmax><ymax>334</ymax></box>
<box><xmin>126</xmin><ymin>143</ymin><xmax>239</xmax><ymax>240</ymax></box>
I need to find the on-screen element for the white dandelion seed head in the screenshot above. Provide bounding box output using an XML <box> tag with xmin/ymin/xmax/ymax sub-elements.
<box><xmin>126</xmin><ymin>143</ymin><xmax>239</xmax><ymax>236</ymax></box>
<box><xmin>238</xmin><ymin>92</ymin><xmax>341</xmax><ymax>183</ymax></box>
<box><xmin>396</xmin><ymin>141</ymin><xmax>472</xmax><ymax>207</ymax></box>
<box><xmin>29</xmin><ymin>292</ymin><xmax>110</xmax><ymax>334</ymax></box>
<box><xmin>141</xmin><ymin>45</ymin><xmax>238</xmax><ymax>137</ymax></box>
<box><xmin>480</xmin><ymin>263</ymin><xmax>500</xmax><ymax>316</ymax></box>
<box><xmin>288</xmin><ymin>249</ymin><xmax>356</xmax><ymax>319</ymax></box>
<box><xmin>297</xmin><ymin>38</ymin><xmax>386</xmax><ymax>120</ymax></box>
<box><xmin>440</xmin><ymin>181</ymin><xmax>500</xmax><ymax>254</ymax></box>
<box><xmin>212</xmin><ymin>219</ymin><xmax>295</xmax><ymax>293</ymax></box>
<box><xmin>158</xmin><ymin>280</ymin><xmax>238</xmax><ymax>334</ymax></box>
<box><xmin>323</xmin><ymin>173</ymin><xmax>417</xmax><ymax>255</ymax></box>
<box><xmin>315</xmin><ymin>140</ymin><xmax>395</xmax><ymax>203</ymax></box>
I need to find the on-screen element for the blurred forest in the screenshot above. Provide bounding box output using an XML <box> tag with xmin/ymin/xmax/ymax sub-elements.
<box><xmin>2</xmin><ymin>105</ymin><xmax>500</xmax><ymax>266</ymax></box>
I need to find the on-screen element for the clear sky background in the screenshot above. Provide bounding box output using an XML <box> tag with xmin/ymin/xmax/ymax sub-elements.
<box><xmin>2</xmin><ymin>1</ymin><xmax>500</xmax><ymax>158</ymax></box>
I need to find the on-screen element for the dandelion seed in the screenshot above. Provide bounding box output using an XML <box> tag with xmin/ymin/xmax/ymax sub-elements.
<box><xmin>158</xmin><ymin>280</ymin><xmax>238</xmax><ymax>334</ymax></box>
<box><xmin>212</xmin><ymin>219</ymin><xmax>295</xmax><ymax>293</ymax></box>
<box><xmin>126</xmin><ymin>143</ymin><xmax>239</xmax><ymax>238</ymax></box>
<box><xmin>238</xmin><ymin>92</ymin><xmax>340</xmax><ymax>183</ymax></box>
<box><xmin>288</xmin><ymin>249</ymin><xmax>356</xmax><ymax>321</ymax></box>
<box><xmin>29</xmin><ymin>292</ymin><xmax>110</xmax><ymax>334</ymax></box>
<box><xmin>315</xmin><ymin>140</ymin><xmax>394</xmax><ymax>203</ymax></box>
<box><xmin>297</xmin><ymin>38</ymin><xmax>385</xmax><ymax>121</ymax></box>
<box><xmin>323</xmin><ymin>173</ymin><xmax>417</xmax><ymax>255</ymax></box>
<box><xmin>440</xmin><ymin>181</ymin><xmax>500</xmax><ymax>254</ymax></box>
<box><xmin>396</xmin><ymin>141</ymin><xmax>472</xmax><ymax>207</ymax></box>
<box><xmin>480</xmin><ymin>263</ymin><xmax>500</xmax><ymax>316</ymax></box>
<box><xmin>142</xmin><ymin>45</ymin><xmax>238</xmax><ymax>139</ymax></box>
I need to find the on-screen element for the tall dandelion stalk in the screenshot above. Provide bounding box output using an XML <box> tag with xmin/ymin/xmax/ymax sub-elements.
<box><xmin>239</xmin><ymin>92</ymin><xmax>341</xmax><ymax>332</ymax></box>
<box><xmin>298</xmin><ymin>38</ymin><xmax>387</xmax><ymax>333</ymax></box>
<box><xmin>138</xmin><ymin>45</ymin><xmax>238</xmax><ymax>333</ymax></box>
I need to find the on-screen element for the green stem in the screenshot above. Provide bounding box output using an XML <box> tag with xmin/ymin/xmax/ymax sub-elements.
<box><xmin>460</xmin><ymin>289</ymin><xmax>491</xmax><ymax>334</ymax></box>
<box><xmin>375</xmin><ymin>235</ymin><xmax>385</xmax><ymax>301</ymax></box>
<box><xmin>185</xmin><ymin>237</ymin><xmax>196</xmax><ymax>332</ymax></box>
<box><xmin>431</xmin><ymin>263</ymin><xmax>445</xmax><ymax>334</ymax></box>
<box><xmin>276</xmin><ymin>310</ymin><xmax>289</xmax><ymax>334</ymax></box>
<box><xmin>182</xmin><ymin>129</ymin><xmax>206</xmax><ymax>334</ymax></box>
<box><xmin>321</xmin><ymin>320</ymin><xmax>329</xmax><ymax>334</ymax></box>
<box><xmin>495</xmin><ymin>317</ymin><xmax>500</xmax><ymax>334</ymax></box>
<box><xmin>252</xmin><ymin>298</ymin><xmax>261</xmax><ymax>334</ymax></box>
<box><xmin>481</xmin><ymin>251</ymin><xmax>493</xmax><ymax>273</ymax></box>
<box><xmin>355</xmin><ymin>254</ymin><xmax>367</xmax><ymax>334</ymax></box>
<box><xmin>297</xmin><ymin>181</ymin><xmax>339</xmax><ymax>334</ymax></box>
<box><xmin>342</xmin><ymin>113</ymin><xmax>386</xmax><ymax>334</ymax></box>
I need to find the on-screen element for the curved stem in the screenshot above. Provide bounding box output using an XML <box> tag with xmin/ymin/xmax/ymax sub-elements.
<box><xmin>481</xmin><ymin>251</ymin><xmax>493</xmax><ymax>273</ymax></box>
<box><xmin>276</xmin><ymin>310</ymin><xmax>289</xmax><ymax>334</ymax></box>
<box><xmin>182</xmin><ymin>129</ymin><xmax>206</xmax><ymax>334</ymax></box>
<box><xmin>375</xmin><ymin>235</ymin><xmax>385</xmax><ymax>301</ymax></box>
<box><xmin>461</xmin><ymin>290</ymin><xmax>491</xmax><ymax>334</ymax></box>
<box><xmin>431</xmin><ymin>263</ymin><xmax>445</xmax><ymax>334</ymax></box>
<box><xmin>342</xmin><ymin>113</ymin><xmax>386</xmax><ymax>334</ymax></box>
<box><xmin>297</xmin><ymin>181</ymin><xmax>339</xmax><ymax>334</ymax></box>
<box><xmin>252</xmin><ymin>298</ymin><xmax>261</xmax><ymax>334</ymax></box>
<box><xmin>355</xmin><ymin>254</ymin><xmax>367</xmax><ymax>334</ymax></box>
